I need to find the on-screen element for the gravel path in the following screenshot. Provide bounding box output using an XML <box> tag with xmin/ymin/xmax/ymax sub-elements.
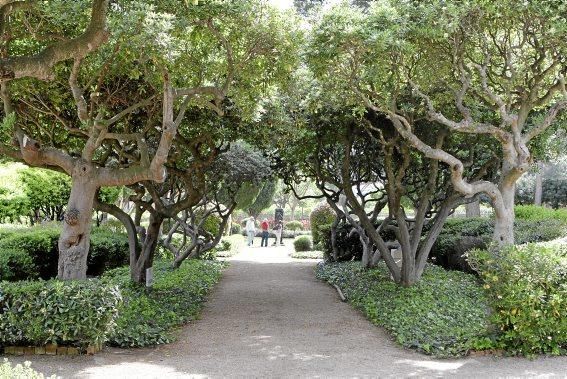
<box><xmin>5</xmin><ymin>240</ymin><xmax>567</xmax><ymax>378</ymax></box>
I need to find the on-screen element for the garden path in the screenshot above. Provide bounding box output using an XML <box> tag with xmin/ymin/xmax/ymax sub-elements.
<box><xmin>7</xmin><ymin>239</ymin><xmax>567</xmax><ymax>378</ymax></box>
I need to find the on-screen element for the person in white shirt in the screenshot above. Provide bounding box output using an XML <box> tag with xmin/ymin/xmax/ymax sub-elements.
<box><xmin>245</xmin><ymin>216</ymin><xmax>256</xmax><ymax>246</ymax></box>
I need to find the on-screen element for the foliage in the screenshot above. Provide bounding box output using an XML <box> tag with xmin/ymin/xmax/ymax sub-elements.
<box><xmin>286</xmin><ymin>220</ymin><xmax>303</xmax><ymax>231</ymax></box>
<box><xmin>0</xmin><ymin>279</ymin><xmax>121</xmax><ymax>348</ymax></box>
<box><xmin>0</xmin><ymin>226</ymin><xmax>129</xmax><ymax>280</ymax></box>
<box><xmin>290</xmin><ymin>250</ymin><xmax>323</xmax><ymax>259</ymax></box>
<box><xmin>20</xmin><ymin>168</ymin><xmax>71</xmax><ymax>223</ymax></box>
<box><xmin>230</xmin><ymin>223</ymin><xmax>242</xmax><ymax>235</ymax></box>
<box><xmin>316</xmin><ymin>262</ymin><xmax>490</xmax><ymax>357</ymax></box>
<box><xmin>310</xmin><ymin>203</ymin><xmax>335</xmax><ymax>245</ymax></box>
<box><xmin>431</xmin><ymin>217</ymin><xmax>566</xmax><ymax>271</ymax></box>
<box><xmin>0</xmin><ymin>249</ymin><xmax>35</xmax><ymax>282</ymax></box>
<box><xmin>515</xmin><ymin>205</ymin><xmax>567</xmax><ymax>223</ymax></box>
<box><xmin>248</xmin><ymin>181</ymin><xmax>277</xmax><ymax>218</ymax></box>
<box><xmin>215</xmin><ymin>235</ymin><xmax>244</xmax><ymax>258</ymax></box>
<box><xmin>293</xmin><ymin>236</ymin><xmax>313</xmax><ymax>252</ymax></box>
<box><xmin>0</xmin><ymin>359</ymin><xmax>56</xmax><ymax>379</ymax></box>
<box><xmin>468</xmin><ymin>244</ymin><xmax>567</xmax><ymax>356</ymax></box>
<box><xmin>103</xmin><ymin>259</ymin><xmax>224</xmax><ymax>347</ymax></box>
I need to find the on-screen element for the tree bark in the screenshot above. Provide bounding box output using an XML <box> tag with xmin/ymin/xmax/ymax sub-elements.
<box><xmin>465</xmin><ymin>199</ymin><xmax>481</xmax><ymax>217</ymax></box>
<box><xmin>57</xmin><ymin>162</ymin><xmax>98</xmax><ymax>279</ymax></box>
<box><xmin>534</xmin><ymin>164</ymin><xmax>543</xmax><ymax>206</ymax></box>
<box><xmin>131</xmin><ymin>213</ymin><xmax>163</xmax><ymax>284</ymax></box>
<box><xmin>493</xmin><ymin>183</ymin><xmax>515</xmax><ymax>245</ymax></box>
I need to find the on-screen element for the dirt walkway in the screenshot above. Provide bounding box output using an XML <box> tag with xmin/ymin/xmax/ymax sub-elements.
<box><xmin>6</xmin><ymin>241</ymin><xmax>567</xmax><ymax>378</ymax></box>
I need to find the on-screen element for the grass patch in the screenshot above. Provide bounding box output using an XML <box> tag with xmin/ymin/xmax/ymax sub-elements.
<box><xmin>316</xmin><ymin>261</ymin><xmax>490</xmax><ymax>357</ymax></box>
<box><xmin>102</xmin><ymin>259</ymin><xmax>225</xmax><ymax>347</ymax></box>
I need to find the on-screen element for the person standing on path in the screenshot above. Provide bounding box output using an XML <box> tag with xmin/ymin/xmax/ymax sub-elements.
<box><xmin>260</xmin><ymin>218</ymin><xmax>270</xmax><ymax>247</ymax></box>
<box><xmin>272</xmin><ymin>220</ymin><xmax>283</xmax><ymax>246</ymax></box>
<box><xmin>245</xmin><ymin>216</ymin><xmax>256</xmax><ymax>246</ymax></box>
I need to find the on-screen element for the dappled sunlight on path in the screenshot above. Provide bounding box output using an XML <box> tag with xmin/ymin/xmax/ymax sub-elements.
<box><xmin>6</xmin><ymin>239</ymin><xmax>566</xmax><ymax>378</ymax></box>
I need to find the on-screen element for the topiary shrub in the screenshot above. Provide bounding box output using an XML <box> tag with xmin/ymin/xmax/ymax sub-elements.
<box><xmin>468</xmin><ymin>244</ymin><xmax>567</xmax><ymax>356</ymax></box>
<box><xmin>88</xmin><ymin>229</ymin><xmax>130</xmax><ymax>276</ymax></box>
<box><xmin>230</xmin><ymin>222</ymin><xmax>241</xmax><ymax>235</ymax></box>
<box><xmin>286</xmin><ymin>220</ymin><xmax>303</xmax><ymax>231</ymax></box>
<box><xmin>310</xmin><ymin>203</ymin><xmax>336</xmax><ymax>245</ymax></box>
<box><xmin>0</xmin><ymin>227</ymin><xmax>59</xmax><ymax>279</ymax></box>
<box><xmin>0</xmin><ymin>249</ymin><xmax>36</xmax><ymax>281</ymax></box>
<box><xmin>293</xmin><ymin>236</ymin><xmax>313</xmax><ymax>252</ymax></box>
<box><xmin>0</xmin><ymin>279</ymin><xmax>121</xmax><ymax>348</ymax></box>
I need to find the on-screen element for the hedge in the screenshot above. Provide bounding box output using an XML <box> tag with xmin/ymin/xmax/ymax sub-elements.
<box><xmin>293</xmin><ymin>236</ymin><xmax>313</xmax><ymax>252</ymax></box>
<box><xmin>0</xmin><ymin>226</ymin><xmax>129</xmax><ymax>281</ymax></box>
<box><xmin>0</xmin><ymin>279</ymin><xmax>121</xmax><ymax>348</ymax></box>
<box><xmin>310</xmin><ymin>203</ymin><xmax>335</xmax><ymax>245</ymax></box>
<box><xmin>468</xmin><ymin>243</ymin><xmax>567</xmax><ymax>356</ymax></box>
<box><xmin>0</xmin><ymin>360</ymin><xmax>54</xmax><ymax>379</ymax></box>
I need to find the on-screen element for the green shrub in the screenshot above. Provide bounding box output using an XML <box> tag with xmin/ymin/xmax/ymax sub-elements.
<box><xmin>286</xmin><ymin>220</ymin><xmax>303</xmax><ymax>231</ymax></box>
<box><xmin>316</xmin><ymin>262</ymin><xmax>490</xmax><ymax>357</ymax></box>
<box><xmin>515</xmin><ymin>205</ymin><xmax>567</xmax><ymax>223</ymax></box>
<box><xmin>216</xmin><ymin>235</ymin><xmax>245</xmax><ymax>258</ymax></box>
<box><xmin>88</xmin><ymin>229</ymin><xmax>130</xmax><ymax>276</ymax></box>
<box><xmin>0</xmin><ymin>359</ymin><xmax>55</xmax><ymax>379</ymax></box>
<box><xmin>0</xmin><ymin>249</ymin><xmax>35</xmax><ymax>281</ymax></box>
<box><xmin>103</xmin><ymin>259</ymin><xmax>224</xmax><ymax>347</ymax></box>
<box><xmin>468</xmin><ymin>244</ymin><xmax>567</xmax><ymax>356</ymax></box>
<box><xmin>0</xmin><ymin>279</ymin><xmax>121</xmax><ymax>348</ymax></box>
<box><xmin>230</xmin><ymin>223</ymin><xmax>242</xmax><ymax>235</ymax></box>
<box><xmin>0</xmin><ymin>227</ymin><xmax>59</xmax><ymax>279</ymax></box>
<box><xmin>431</xmin><ymin>217</ymin><xmax>566</xmax><ymax>271</ymax></box>
<box><xmin>0</xmin><ymin>226</ymin><xmax>129</xmax><ymax>280</ymax></box>
<box><xmin>293</xmin><ymin>236</ymin><xmax>312</xmax><ymax>252</ymax></box>
<box><xmin>310</xmin><ymin>203</ymin><xmax>336</xmax><ymax>245</ymax></box>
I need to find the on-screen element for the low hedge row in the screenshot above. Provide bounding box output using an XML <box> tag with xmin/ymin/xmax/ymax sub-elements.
<box><xmin>0</xmin><ymin>226</ymin><xmax>129</xmax><ymax>281</ymax></box>
<box><xmin>468</xmin><ymin>243</ymin><xmax>567</xmax><ymax>356</ymax></box>
<box><xmin>430</xmin><ymin>217</ymin><xmax>566</xmax><ymax>271</ymax></box>
<box><xmin>0</xmin><ymin>259</ymin><xmax>224</xmax><ymax>349</ymax></box>
<box><xmin>316</xmin><ymin>261</ymin><xmax>490</xmax><ymax>357</ymax></box>
<box><xmin>515</xmin><ymin>205</ymin><xmax>567</xmax><ymax>222</ymax></box>
<box><xmin>102</xmin><ymin>259</ymin><xmax>225</xmax><ymax>347</ymax></box>
<box><xmin>0</xmin><ymin>279</ymin><xmax>121</xmax><ymax>348</ymax></box>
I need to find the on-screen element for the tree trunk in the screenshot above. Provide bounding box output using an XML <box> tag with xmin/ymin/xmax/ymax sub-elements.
<box><xmin>534</xmin><ymin>167</ymin><xmax>543</xmax><ymax>206</ymax></box>
<box><xmin>290</xmin><ymin>204</ymin><xmax>296</xmax><ymax>221</ymax></box>
<box><xmin>131</xmin><ymin>213</ymin><xmax>163</xmax><ymax>284</ymax></box>
<box><xmin>493</xmin><ymin>184</ymin><xmax>515</xmax><ymax>245</ymax></box>
<box><xmin>465</xmin><ymin>199</ymin><xmax>481</xmax><ymax>217</ymax></box>
<box><xmin>57</xmin><ymin>163</ymin><xmax>98</xmax><ymax>280</ymax></box>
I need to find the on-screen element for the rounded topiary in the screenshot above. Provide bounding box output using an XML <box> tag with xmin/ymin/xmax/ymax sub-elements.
<box><xmin>230</xmin><ymin>223</ymin><xmax>242</xmax><ymax>235</ymax></box>
<box><xmin>286</xmin><ymin>220</ymin><xmax>303</xmax><ymax>231</ymax></box>
<box><xmin>293</xmin><ymin>236</ymin><xmax>313</xmax><ymax>252</ymax></box>
<box><xmin>310</xmin><ymin>202</ymin><xmax>336</xmax><ymax>245</ymax></box>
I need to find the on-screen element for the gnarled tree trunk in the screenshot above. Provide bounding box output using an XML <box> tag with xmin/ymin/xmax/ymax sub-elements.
<box><xmin>493</xmin><ymin>182</ymin><xmax>515</xmax><ymax>245</ymax></box>
<box><xmin>131</xmin><ymin>213</ymin><xmax>163</xmax><ymax>284</ymax></box>
<box><xmin>58</xmin><ymin>162</ymin><xmax>98</xmax><ymax>279</ymax></box>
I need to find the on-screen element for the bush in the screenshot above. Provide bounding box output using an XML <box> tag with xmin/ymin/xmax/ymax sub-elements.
<box><xmin>216</xmin><ymin>235</ymin><xmax>245</xmax><ymax>258</ymax></box>
<box><xmin>515</xmin><ymin>205</ymin><xmax>567</xmax><ymax>223</ymax></box>
<box><xmin>430</xmin><ymin>217</ymin><xmax>566</xmax><ymax>271</ymax></box>
<box><xmin>230</xmin><ymin>222</ymin><xmax>241</xmax><ymax>235</ymax></box>
<box><xmin>0</xmin><ymin>360</ymin><xmax>55</xmax><ymax>379</ymax></box>
<box><xmin>88</xmin><ymin>229</ymin><xmax>130</xmax><ymax>276</ymax></box>
<box><xmin>0</xmin><ymin>279</ymin><xmax>121</xmax><ymax>348</ymax></box>
<box><xmin>316</xmin><ymin>262</ymin><xmax>490</xmax><ymax>357</ymax></box>
<box><xmin>103</xmin><ymin>259</ymin><xmax>224</xmax><ymax>347</ymax></box>
<box><xmin>468</xmin><ymin>244</ymin><xmax>567</xmax><ymax>356</ymax></box>
<box><xmin>310</xmin><ymin>203</ymin><xmax>335</xmax><ymax>245</ymax></box>
<box><xmin>0</xmin><ymin>226</ymin><xmax>130</xmax><ymax>280</ymax></box>
<box><xmin>0</xmin><ymin>249</ymin><xmax>35</xmax><ymax>281</ymax></box>
<box><xmin>293</xmin><ymin>236</ymin><xmax>312</xmax><ymax>252</ymax></box>
<box><xmin>286</xmin><ymin>220</ymin><xmax>303</xmax><ymax>231</ymax></box>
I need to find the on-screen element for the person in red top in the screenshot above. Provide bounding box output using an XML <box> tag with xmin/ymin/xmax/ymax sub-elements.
<box><xmin>260</xmin><ymin>218</ymin><xmax>270</xmax><ymax>247</ymax></box>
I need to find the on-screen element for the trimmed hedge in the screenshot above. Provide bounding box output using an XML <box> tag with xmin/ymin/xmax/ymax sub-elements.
<box><xmin>0</xmin><ymin>279</ymin><xmax>121</xmax><ymax>348</ymax></box>
<box><xmin>310</xmin><ymin>203</ymin><xmax>335</xmax><ymax>245</ymax></box>
<box><xmin>293</xmin><ymin>236</ymin><xmax>312</xmax><ymax>252</ymax></box>
<box><xmin>316</xmin><ymin>262</ymin><xmax>490</xmax><ymax>357</ymax></box>
<box><xmin>515</xmin><ymin>205</ymin><xmax>567</xmax><ymax>222</ymax></box>
<box><xmin>430</xmin><ymin>217</ymin><xmax>566</xmax><ymax>271</ymax></box>
<box><xmin>0</xmin><ymin>226</ymin><xmax>129</xmax><ymax>281</ymax></box>
<box><xmin>468</xmin><ymin>243</ymin><xmax>567</xmax><ymax>356</ymax></box>
<box><xmin>103</xmin><ymin>259</ymin><xmax>224</xmax><ymax>347</ymax></box>
<box><xmin>286</xmin><ymin>220</ymin><xmax>303</xmax><ymax>231</ymax></box>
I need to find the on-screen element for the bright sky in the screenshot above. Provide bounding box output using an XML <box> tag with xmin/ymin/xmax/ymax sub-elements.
<box><xmin>269</xmin><ymin>0</ymin><xmax>294</xmax><ymax>10</ymax></box>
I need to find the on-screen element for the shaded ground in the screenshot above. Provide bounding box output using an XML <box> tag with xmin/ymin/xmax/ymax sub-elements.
<box><xmin>5</xmin><ymin>238</ymin><xmax>567</xmax><ymax>378</ymax></box>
